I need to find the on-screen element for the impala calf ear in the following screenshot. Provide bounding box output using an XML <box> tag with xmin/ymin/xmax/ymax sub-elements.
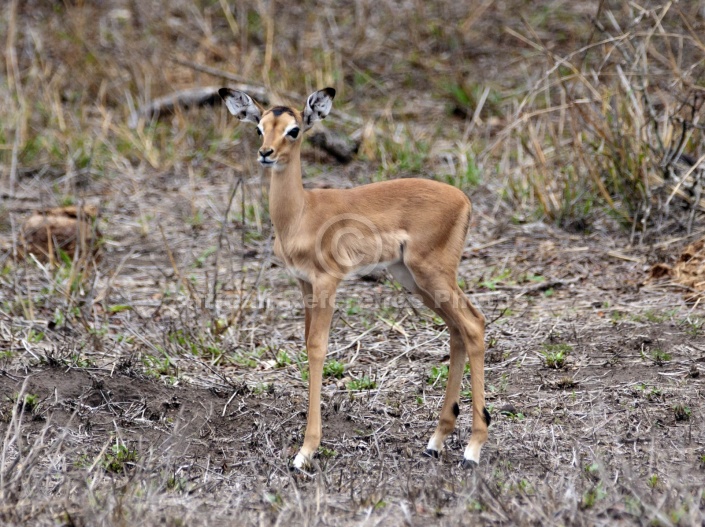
<box><xmin>302</xmin><ymin>87</ymin><xmax>335</xmax><ymax>130</ymax></box>
<box><xmin>218</xmin><ymin>88</ymin><xmax>262</xmax><ymax>124</ymax></box>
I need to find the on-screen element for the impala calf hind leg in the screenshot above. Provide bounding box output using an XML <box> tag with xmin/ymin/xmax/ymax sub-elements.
<box><xmin>425</xmin><ymin>326</ymin><xmax>466</xmax><ymax>456</ymax></box>
<box><xmin>409</xmin><ymin>267</ymin><xmax>488</xmax><ymax>467</ymax></box>
<box><xmin>457</xmin><ymin>301</ymin><xmax>487</xmax><ymax>468</ymax></box>
<box><xmin>389</xmin><ymin>263</ymin><xmax>470</xmax><ymax>458</ymax></box>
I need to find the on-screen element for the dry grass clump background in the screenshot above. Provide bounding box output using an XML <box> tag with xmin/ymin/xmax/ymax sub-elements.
<box><xmin>2</xmin><ymin>0</ymin><xmax>705</xmax><ymax>525</ymax></box>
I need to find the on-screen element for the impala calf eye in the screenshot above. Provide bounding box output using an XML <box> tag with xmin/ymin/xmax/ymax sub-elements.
<box><xmin>256</xmin><ymin>128</ymin><xmax>263</xmax><ymax>136</ymax></box>
<box><xmin>287</xmin><ymin>127</ymin><xmax>300</xmax><ymax>139</ymax></box>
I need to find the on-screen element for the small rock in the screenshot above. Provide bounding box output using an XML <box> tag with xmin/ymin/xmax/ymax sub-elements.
<box><xmin>499</xmin><ymin>404</ymin><xmax>518</xmax><ymax>416</ymax></box>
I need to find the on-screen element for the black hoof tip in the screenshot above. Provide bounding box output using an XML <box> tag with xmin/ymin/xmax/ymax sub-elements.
<box><xmin>288</xmin><ymin>461</ymin><xmax>312</xmax><ymax>475</ymax></box>
<box><xmin>461</xmin><ymin>458</ymin><xmax>478</xmax><ymax>470</ymax></box>
<box><xmin>289</xmin><ymin>465</ymin><xmax>314</xmax><ymax>476</ymax></box>
<box><xmin>423</xmin><ymin>448</ymin><xmax>440</xmax><ymax>459</ymax></box>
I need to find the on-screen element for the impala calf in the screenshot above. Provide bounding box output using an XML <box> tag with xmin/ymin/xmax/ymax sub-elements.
<box><xmin>219</xmin><ymin>87</ymin><xmax>489</xmax><ymax>470</ymax></box>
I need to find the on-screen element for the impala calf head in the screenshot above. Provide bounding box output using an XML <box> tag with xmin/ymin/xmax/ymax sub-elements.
<box><xmin>218</xmin><ymin>87</ymin><xmax>335</xmax><ymax>171</ymax></box>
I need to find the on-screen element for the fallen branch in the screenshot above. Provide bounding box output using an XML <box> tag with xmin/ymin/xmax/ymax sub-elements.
<box><xmin>308</xmin><ymin>126</ymin><xmax>360</xmax><ymax>164</ymax></box>
<box><xmin>169</xmin><ymin>56</ymin><xmax>362</xmax><ymax>126</ymax></box>
<box><xmin>129</xmin><ymin>84</ymin><xmax>361</xmax><ymax>163</ymax></box>
<box><xmin>128</xmin><ymin>86</ymin><xmax>226</xmax><ymax>128</ymax></box>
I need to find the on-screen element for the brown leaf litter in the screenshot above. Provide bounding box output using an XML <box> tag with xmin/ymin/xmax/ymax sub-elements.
<box><xmin>20</xmin><ymin>205</ymin><xmax>101</xmax><ymax>263</ymax></box>
<box><xmin>650</xmin><ymin>239</ymin><xmax>705</xmax><ymax>302</ymax></box>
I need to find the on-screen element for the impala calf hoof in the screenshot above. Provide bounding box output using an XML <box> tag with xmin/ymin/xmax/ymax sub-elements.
<box><xmin>291</xmin><ymin>452</ymin><xmax>313</xmax><ymax>472</ymax></box>
<box><xmin>423</xmin><ymin>448</ymin><xmax>440</xmax><ymax>459</ymax></box>
<box><xmin>461</xmin><ymin>458</ymin><xmax>478</xmax><ymax>470</ymax></box>
<box><xmin>289</xmin><ymin>463</ymin><xmax>314</xmax><ymax>475</ymax></box>
<box><xmin>426</xmin><ymin>434</ymin><xmax>444</xmax><ymax>454</ymax></box>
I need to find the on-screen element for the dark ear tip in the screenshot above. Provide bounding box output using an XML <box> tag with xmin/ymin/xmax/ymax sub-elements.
<box><xmin>218</xmin><ymin>88</ymin><xmax>231</xmax><ymax>100</ymax></box>
<box><xmin>323</xmin><ymin>87</ymin><xmax>336</xmax><ymax>99</ymax></box>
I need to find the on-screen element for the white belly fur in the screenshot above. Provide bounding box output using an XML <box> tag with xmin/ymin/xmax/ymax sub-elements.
<box><xmin>286</xmin><ymin>258</ymin><xmax>401</xmax><ymax>283</ymax></box>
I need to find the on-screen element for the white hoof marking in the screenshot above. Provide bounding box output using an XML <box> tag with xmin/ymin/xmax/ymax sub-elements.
<box><xmin>293</xmin><ymin>452</ymin><xmax>310</xmax><ymax>470</ymax></box>
<box><xmin>463</xmin><ymin>443</ymin><xmax>481</xmax><ymax>464</ymax></box>
<box><xmin>426</xmin><ymin>434</ymin><xmax>444</xmax><ymax>453</ymax></box>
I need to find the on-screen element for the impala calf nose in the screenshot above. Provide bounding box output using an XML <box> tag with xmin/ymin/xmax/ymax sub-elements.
<box><xmin>259</xmin><ymin>147</ymin><xmax>274</xmax><ymax>158</ymax></box>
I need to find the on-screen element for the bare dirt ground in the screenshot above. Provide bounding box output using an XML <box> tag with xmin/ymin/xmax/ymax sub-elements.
<box><xmin>2</xmin><ymin>1</ymin><xmax>705</xmax><ymax>525</ymax></box>
<box><xmin>3</xmin><ymin>175</ymin><xmax>705</xmax><ymax>525</ymax></box>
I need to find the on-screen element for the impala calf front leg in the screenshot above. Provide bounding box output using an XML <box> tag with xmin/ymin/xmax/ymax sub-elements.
<box><xmin>298</xmin><ymin>279</ymin><xmax>313</xmax><ymax>343</ymax></box>
<box><xmin>293</xmin><ymin>279</ymin><xmax>338</xmax><ymax>470</ymax></box>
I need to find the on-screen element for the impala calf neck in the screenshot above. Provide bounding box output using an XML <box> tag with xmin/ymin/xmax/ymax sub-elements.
<box><xmin>218</xmin><ymin>87</ymin><xmax>489</xmax><ymax>470</ymax></box>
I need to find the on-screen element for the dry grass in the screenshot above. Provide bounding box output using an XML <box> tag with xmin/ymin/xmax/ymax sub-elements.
<box><xmin>487</xmin><ymin>1</ymin><xmax>705</xmax><ymax>239</ymax></box>
<box><xmin>2</xmin><ymin>0</ymin><xmax>705</xmax><ymax>525</ymax></box>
